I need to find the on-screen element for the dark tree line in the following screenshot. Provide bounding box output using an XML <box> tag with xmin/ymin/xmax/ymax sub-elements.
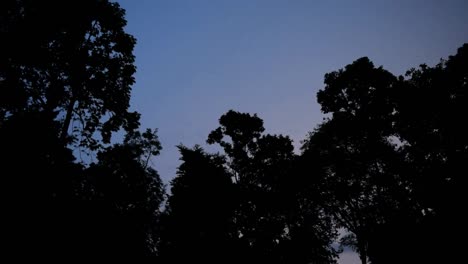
<box><xmin>1</xmin><ymin>0</ymin><xmax>161</xmax><ymax>261</ymax></box>
<box><xmin>1</xmin><ymin>1</ymin><xmax>466</xmax><ymax>263</ymax></box>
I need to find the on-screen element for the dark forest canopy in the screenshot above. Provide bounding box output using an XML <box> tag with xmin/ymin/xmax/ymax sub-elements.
<box><xmin>1</xmin><ymin>1</ymin><xmax>467</xmax><ymax>263</ymax></box>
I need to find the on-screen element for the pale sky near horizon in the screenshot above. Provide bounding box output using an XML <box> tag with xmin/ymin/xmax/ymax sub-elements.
<box><xmin>115</xmin><ymin>1</ymin><xmax>467</xmax><ymax>263</ymax></box>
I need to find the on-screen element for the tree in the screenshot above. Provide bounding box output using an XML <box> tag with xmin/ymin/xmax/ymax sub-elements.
<box><xmin>208</xmin><ymin>110</ymin><xmax>338</xmax><ymax>263</ymax></box>
<box><xmin>0</xmin><ymin>0</ymin><xmax>139</xmax><ymax>149</ymax></box>
<box><xmin>0</xmin><ymin>110</ymin><xmax>84</xmax><ymax>260</ymax></box>
<box><xmin>380</xmin><ymin>43</ymin><xmax>468</xmax><ymax>263</ymax></box>
<box><xmin>393</xmin><ymin>44</ymin><xmax>468</xmax><ymax>211</ymax></box>
<box><xmin>80</xmin><ymin>129</ymin><xmax>165</xmax><ymax>260</ymax></box>
<box><xmin>303</xmin><ymin>57</ymin><xmax>411</xmax><ymax>264</ymax></box>
<box><xmin>359</xmin><ymin>44</ymin><xmax>468</xmax><ymax>264</ymax></box>
<box><xmin>304</xmin><ymin>45</ymin><xmax>468</xmax><ymax>263</ymax></box>
<box><xmin>1</xmin><ymin>2</ymin><xmax>162</xmax><ymax>260</ymax></box>
<box><xmin>159</xmin><ymin>145</ymin><xmax>236</xmax><ymax>263</ymax></box>
<box><xmin>302</xmin><ymin>118</ymin><xmax>411</xmax><ymax>264</ymax></box>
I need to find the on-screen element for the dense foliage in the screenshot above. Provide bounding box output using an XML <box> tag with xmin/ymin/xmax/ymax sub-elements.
<box><xmin>1</xmin><ymin>1</ymin><xmax>466</xmax><ymax>263</ymax></box>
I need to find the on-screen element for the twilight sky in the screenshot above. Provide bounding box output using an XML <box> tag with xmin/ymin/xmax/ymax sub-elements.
<box><xmin>115</xmin><ymin>1</ymin><xmax>467</xmax><ymax>263</ymax></box>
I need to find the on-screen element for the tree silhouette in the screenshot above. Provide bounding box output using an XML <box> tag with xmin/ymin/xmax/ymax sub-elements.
<box><xmin>208</xmin><ymin>110</ymin><xmax>338</xmax><ymax>263</ymax></box>
<box><xmin>303</xmin><ymin>58</ymin><xmax>412</xmax><ymax>264</ymax></box>
<box><xmin>81</xmin><ymin>129</ymin><xmax>165</xmax><ymax>260</ymax></box>
<box><xmin>301</xmin><ymin>45</ymin><xmax>468</xmax><ymax>263</ymax></box>
<box><xmin>0</xmin><ymin>111</ymin><xmax>83</xmax><ymax>260</ymax></box>
<box><xmin>1</xmin><ymin>1</ymin><xmax>467</xmax><ymax>261</ymax></box>
<box><xmin>375</xmin><ymin>44</ymin><xmax>468</xmax><ymax>263</ymax></box>
<box><xmin>1</xmin><ymin>0</ymin><xmax>139</xmax><ymax>149</ymax></box>
<box><xmin>159</xmin><ymin>145</ymin><xmax>236</xmax><ymax>263</ymax></box>
<box><xmin>1</xmin><ymin>1</ymin><xmax>163</xmax><ymax>261</ymax></box>
<box><xmin>357</xmin><ymin>44</ymin><xmax>468</xmax><ymax>264</ymax></box>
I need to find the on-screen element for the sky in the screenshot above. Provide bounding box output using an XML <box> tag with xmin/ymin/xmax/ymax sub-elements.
<box><xmin>115</xmin><ymin>1</ymin><xmax>468</xmax><ymax>263</ymax></box>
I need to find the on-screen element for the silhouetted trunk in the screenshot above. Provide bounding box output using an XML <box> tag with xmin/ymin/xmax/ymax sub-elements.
<box><xmin>61</xmin><ymin>98</ymin><xmax>76</xmax><ymax>142</ymax></box>
<box><xmin>358</xmin><ymin>240</ymin><xmax>368</xmax><ymax>264</ymax></box>
<box><xmin>360</xmin><ymin>254</ymin><xmax>367</xmax><ymax>264</ymax></box>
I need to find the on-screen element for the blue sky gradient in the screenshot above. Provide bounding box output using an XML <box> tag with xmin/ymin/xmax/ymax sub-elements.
<box><xmin>116</xmin><ymin>0</ymin><xmax>467</xmax><ymax>183</ymax></box>
<box><xmin>115</xmin><ymin>1</ymin><xmax>467</xmax><ymax>263</ymax></box>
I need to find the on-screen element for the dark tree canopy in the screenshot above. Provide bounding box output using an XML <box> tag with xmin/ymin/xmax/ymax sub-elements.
<box><xmin>159</xmin><ymin>145</ymin><xmax>236</xmax><ymax>263</ymax></box>
<box><xmin>81</xmin><ymin>129</ymin><xmax>165</xmax><ymax>259</ymax></box>
<box><xmin>1</xmin><ymin>1</ymin><xmax>466</xmax><ymax>262</ymax></box>
<box><xmin>302</xmin><ymin>44</ymin><xmax>468</xmax><ymax>264</ymax></box>
<box><xmin>206</xmin><ymin>110</ymin><xmax>338</xmax><ymax>264</ymax></box>
<box><xmin>1</xmin><ymin>0</ymin><xmax>139</xmax><ymax>149</ymax></box>
<box><xmin>303</xmin><ymin>57</ymin><xmax>408</xmax><ymax>264</ymax></box>
<box><xmin>379</xmin><ymin>44</ymin><xmax>468</xmax><ymax>264</ymax></box>
<box><xmin>1</xmin><ymin>1</ymin><xmax>163</xmax><ymax>262</ymax></box>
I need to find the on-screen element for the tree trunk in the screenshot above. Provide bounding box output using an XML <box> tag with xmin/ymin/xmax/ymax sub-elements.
<box><xmin>360</xmin><ymin>254</ymin><xmax>367</xmax><ymax>264</ymax></box>
<box><xmin>60</xmin><ymin>98</ymin><xmax>76</xmax><ymax>142</ymax></box>
<box><xmin>358</xmin><ymin>241</ymin><xmax>368</xmax><ymax>264</ymax></box>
